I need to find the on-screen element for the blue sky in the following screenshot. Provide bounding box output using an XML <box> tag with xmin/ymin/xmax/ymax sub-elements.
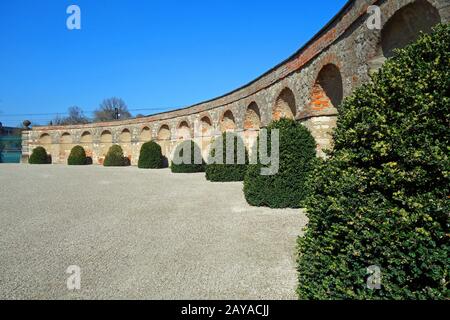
<box><xmin>0</xmin><ymin>0</ymin><xmax>348</xmax><ymax>126</ymax></box>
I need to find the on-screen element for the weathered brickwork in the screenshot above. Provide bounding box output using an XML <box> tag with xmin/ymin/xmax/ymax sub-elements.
<box><xmin>23</xmin><ymin>0</ymin><xmax>450</xmax><ymax>164</ymax></box>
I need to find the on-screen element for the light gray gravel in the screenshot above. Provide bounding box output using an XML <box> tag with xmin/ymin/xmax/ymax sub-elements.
<box><xmin>0</xmin><ymin>164</ymin><xmax>307</xmax><ymax>300</ymax></box>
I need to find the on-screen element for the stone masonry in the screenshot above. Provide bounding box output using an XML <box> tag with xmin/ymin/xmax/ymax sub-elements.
<box><xmin>22</xmin><ymin>0</ymin><xmax>450</xmax><ymax>165</ymax></box>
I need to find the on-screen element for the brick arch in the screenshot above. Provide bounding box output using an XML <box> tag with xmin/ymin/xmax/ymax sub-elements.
<box><xmin>220</xmin><ymin>109</ymin><xmax>236</xmax><ymax>132</ymax></box>
<box><xmin>60</xmin><ymin>132</ymin><xmax>72</xmax><ymax>144</ymax></box>
<box><xmin>199</xmin><ymin>115</ymin><xmax>213</xmax><ymax>137</ymax></box>
<box><xmin>140</xmin><ymin>126</ymin><xmax>151</xmax><ymax>142</ymax></box>
<box><xmin>100</xmin><ymin>130</ymin><xmax>113</xmax><ymax>143</ymax></box>
<box><xmin>157</xmin><ymin>124</ymin><xmax>171</xmax><ymax>141</ymax></box>
<box><xmin>369</xmin><ymin>0</ymin><xmax>441</xmax><ymax>72</ymax></box>
<box><xmin>176</xmin><ymin>120</ymin><xmax>191</xmax><ymax>140</ymax></box>
<box><xmin>382</xmin><ymin>0</ymin><xmax>440</xmax><ymax>58</ymax></box>
<box><xmin>119</xmin><ymin>128</ymin><xmax>131</xmax><ymax>143</ymax></box>
<box><xmin>79</xmin><ymin>131</ymin><xmax>93</xmax><ymax>159</ymax></box>
<box><xmin>310</xmin><ymin>63</ymin><xmax>343</xmax><ymax>113</ymax></box>
<box><xmin>39</xmin><ymin>133</ymin><xmax>51</xmax><ymax>145</ymax></box>
<box><xmin>244</xmin><ymin>102</ymin><xmax>261</xmax><ymax>130</ymax></box>
<box><xmin>80</xmin><ymin>131</ymin><xmax>93</xmax><ymax>143</ymax></box>
<box><xmin>273</xmin><ymin>87</ymin><xmax>296</xmax><ymax>121</ymax></box>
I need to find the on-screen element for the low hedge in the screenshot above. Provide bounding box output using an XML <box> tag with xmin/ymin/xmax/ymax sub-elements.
<box><xmin>205</xmin><ymin>132</ymin><xmax>248</xmax><ymax>182</ymax></box>
<box><xmin>29</xmin><ymin>146</ymin><xmax>50</xmax><ymax>164</ymax></box>
<box><xmin>68</xmin><ymin>145</ymin><xmax>88</xmax><ymax>165</ymax></box>
<box><xmin>171</xmin><ymin>140</ymin><xmax>205</xmax><ymax>173</ymax></box>
<box><xmin>244</xmin><ymin>118</ymin><xmax>316</xmax><ymax>208</ymax></box>
<box><xmin>138</xmin><ymin>141</ymin><xmax>164</xmax><ymax>169</ymax></box>
<box><xmin>297</xmin><ymin>24</ymin><xmax>450</xmax><ymax>299</ymax></box>
<box><xmin>103</xmin><ymin>145</ymin><xmax>127</xmax><ymax>167</ymax></box>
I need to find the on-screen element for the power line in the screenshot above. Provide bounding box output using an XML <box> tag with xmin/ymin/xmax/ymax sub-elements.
<box><xmin>0</xmin><ymin>107</ymin><xmax>173</xmax><ymax>118</ymax></box>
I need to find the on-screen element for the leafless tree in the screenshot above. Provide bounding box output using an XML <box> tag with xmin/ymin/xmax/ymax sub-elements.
<box><xmin>52</xmin><ymin>106</ymin><xmax>89</xmax><ymax>125</ymax></box>
<box><xmin>94</xmin><ymin>97</ymin><xmax>132</xmax><ymax>122</ymax></box>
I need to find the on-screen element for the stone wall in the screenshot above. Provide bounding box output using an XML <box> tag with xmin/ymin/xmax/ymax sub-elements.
<box><xmin>22</xmin><ymin>0</ymin><xmax>450</xmax><ymax>164</ymax></box>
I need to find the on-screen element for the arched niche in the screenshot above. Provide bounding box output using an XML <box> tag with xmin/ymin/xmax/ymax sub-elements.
<box><xmin>273</xmin><ymin>87</ymin><xmax>296</xmax><ymax>121</ymax></box>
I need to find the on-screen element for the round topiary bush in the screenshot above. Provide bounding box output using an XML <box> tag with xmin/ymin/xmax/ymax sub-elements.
<box><xmin>68</xmin><ymin>145</ymin><xmax>88</xmax><ymax>165</ymax></box>
<box><xmin>297</xmin><ymin>24</ymin><xmax>450</xmax><ymax>300</ymax></box>
<box><xmin>205</xmin><ymin>132</ymin><xmax>248</xmax><ymax>182</ymax></box>
<box><xmin>243</xmin><ymin>118</ymin><xmax>316</xmax><ymax>208</ymax></box>
<box><xmin>138</xmin><ymin>141</ymin><xmax>164</xmax><ymax>169</ymax></box>
<box><xmin>103</xmin><ymin>145</ymin><xmax>126</xmax><ymax>167</ymax></box>
<box><xmin>171</xmin><ymin>140</ymin><xmax>205</xmax><ymax>173</ymax></box>
<box><xmin>29</xmin><ymin>146</ymin><xmax>50</xmax><ymax>164</ymax></box>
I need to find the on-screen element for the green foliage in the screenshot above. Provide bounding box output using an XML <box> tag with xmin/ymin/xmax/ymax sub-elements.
<box><xmin>138</xmin><ymin>141</ymin><xmax>164</xmax><ymax>169</ymax></box>
<box><xmin>103</xmin><ymin>145</ymin><xmax>127</xmax><ymax>167</ymax></box>
<box><xmin>244</xmin><ymin>118</ymin><xmax>316</xmax><ymax>208</ymax></box>
<box><xmin>29</xmin><ymin>146</ymin><xmax>50</xmax><ymax>164</ymax></box>
<box><xmin>205</xmin><ymin>132</ymin><xmax>248</xmax><ymax>182</ymax></box>
<box><xmin>298</xmin><ymin>24</ymin><xmax>450</xmax><ymax>299</ymax></box>
<box><xmin>67</xmin><ymin>145</ymin><xmax>88</xmax><ymax>165</ymax></box>
<box><xmin>171</xmin><ymin>140</ymin><xmax>205</xmax><ymax>173</ymax></box>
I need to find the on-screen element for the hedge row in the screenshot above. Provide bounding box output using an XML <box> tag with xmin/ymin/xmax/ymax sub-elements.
<box><xmin>171</xmin><ymin>140</ymin><xmax>205</xmax><ymax>173</ymax></box>
<box><xmin>297</xmin><ymin>24</ymin><xmax>450</xmax><ymax>300</ymax></box>
<box><xmin>244</xmin><ymin>118</ymin><xmax>316</xmax><ymax>208</ymax></box>
<box><xmin>205</xmin><ymin>132</ymin><xmax>248</xmax><ymax>182</ymax></box>
<box><xmin>68</xmin><ymin>145</ymin><xmax>89</xmax><ymax>165</ymax></box>
<box><xmin>138</xmin><ymin>141</ymin><xmax>164</xmax><ymax>169</ymax></box>
<box><xmin>29</xmin><ymin>146</ymin><xmax>51</xmax><ymax>164</ymax></box>
<box><xmin>104</xmin><ymin>145</ymin><xmax>130</xmax><ymax>167</ymax></box>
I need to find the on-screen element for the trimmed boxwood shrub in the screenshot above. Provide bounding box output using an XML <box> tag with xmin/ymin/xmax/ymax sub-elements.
<box><xmin>29</xmin><ymin>146</ymin><xmax>50</xmax><ymax>164</ymax></box>
<box><xmin>103</xmin><ymin>145</ymin><xmax>127</xmax><ymax>167</ymax></box>
<box><xmin>244</xmin><ymin>118</ymin><xmax>316</xmax><ymax>208</ymax></box>
<box><xmin>297</xmin><ymin>24</ymin><xmax>450</xmax><ymax>300</ymax></box>
<box><xmin>138</xmin><ymin>141</ymin><xmax>164</xmax><ymax>169</ymax></box>
<box><xmin>68</xmin><ymin>145</ymin><xmax>88</xmax><ymax>165</ymax></box>
<box><xmin>205</xmin><ymin>132</ymin><xmax>248</xmax><ymax>182</ymax></box>
<box><xmin>171</xmin><ymin>140</ymin><xmax>205</xmax><ymax>173</ymax></box>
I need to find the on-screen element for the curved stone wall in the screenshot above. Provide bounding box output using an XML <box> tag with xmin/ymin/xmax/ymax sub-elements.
<box><xmin>22</xmin><ymin>0</ymin><xmax>450</xmax><ymax>165</ymax></box>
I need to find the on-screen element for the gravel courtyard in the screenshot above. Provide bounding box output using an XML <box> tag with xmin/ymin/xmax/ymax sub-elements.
<box><xmin>0</xmin><ymin>164</ymin><xmax>307</xmax><ymax>300</ymax></box>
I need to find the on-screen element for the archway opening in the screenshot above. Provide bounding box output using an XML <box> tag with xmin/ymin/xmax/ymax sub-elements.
<box><xmin>177</xmin><ymin>121</ymin><xmax>191</xmax><ymax>140</ymax></box>
<box><xmin>382</xmin><ymin>0</ymin><xmax>440</xmax><ymax>58</ymax></box>
<box><xmin>311</xmin><ymin>64</ymin><xmax>343</xmax><ymax>112</ymax></box>
<box><xmin>140</xmin><ymin>127</ymin><xmax>151</xmax><ymax>142</ymax></box>
<box><xmin>220</xmin><ymin>110</ymin><xmax>236</xmax><ymax>132</ymax></box>
<box><xmin>60</xmin><ymin>133</ymin><xmax>72</xmax><ymax>144</ymax></box>
<box><xmin>200</xmin><ymin>116</ymin><xmax>212</xmax><ymax>137</ymax></box>
<box><xmin>244</xmin><ymin>102</ymin><xmax>261</xmax><ymax>130</ymax></box>
<box><xmin>100</xmin><ymin>130</ymin><xmax>112</xmax><ymax>143</ymax></box>
<box><xmin>244</xmin><ymin>102</ymin><xmax>261</xmax><ymax>152</ymax></box>
<box><xmin>273</xmin><ymin>87</ymin><xmax>296</xmax><ymax>120</ymax></box>
<box><xmin>39</xmin><ymin>133</ymin><xmax>51</xmax><ymax>145</ymax></box>
<box><xmin>80</xmin><ymin>131</ymin><xmax>93</xmax><ymax>143</ymax></box>
<box><xmin>80</xmin><ymin>131</ymin><xmax>93</xmax><ymax>160</ymax></box>
<box><xmin>369</xmin><ymin>0</ymin><xmax>441</xmax><ymax>72</ymax></box>
<box><xmin>100</xmin><ymin>130</ymin><xmax>113</xmax><ymax>160</ymax></box>
<box><xmin>119</xmin><ymin>129</ymin><xmax>131</xmax><ymax>143</ymax></box>
<box><xmin>157</xmin><ymin>124</ymin><xmax>171</xmax><ymax>141</ymax></box>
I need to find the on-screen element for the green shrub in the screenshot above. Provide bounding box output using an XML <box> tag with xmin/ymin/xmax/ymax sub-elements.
<box><xmin>171</xmin><ymin>140</ymin><xmax>205</xmax><ymax>173</ymax></box>
<box><xmin>67</xmin><ymin>145</ymin><xmax>88</xmax><ymax>165</ymax></box>
<box><xmin>297</xmin><ymin>24</ymin><xmax>450</xmax><ymax>300</ymax></box>
<box><xmin>205</xmin><ymin>132</ymin><xmax>248</xmax><ymax>182</ymax></box>
<box><xmin>103</xmin><ymin>145</ymin><xmax>126</xmax><ymax>167</ymax></box>
<box><xmin>29</xmin><ymin>146</ymin><xmax>50</xmax><ymax>164</ymax></box>
<box><xmin>138</xmin><ymin>141</ymin><xmax>164</xmax><ymax>169</ymax></box>
<box><xmin>244</xmin><ymin>118</ymin><xmax>316</xmax><ymax>208</ymax></box>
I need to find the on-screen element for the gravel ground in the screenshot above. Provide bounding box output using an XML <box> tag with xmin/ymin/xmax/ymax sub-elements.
<box><xmin>0</xmin><ymin>164</ymin><xmax>307</xmax><ymax>300</ymax></box>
